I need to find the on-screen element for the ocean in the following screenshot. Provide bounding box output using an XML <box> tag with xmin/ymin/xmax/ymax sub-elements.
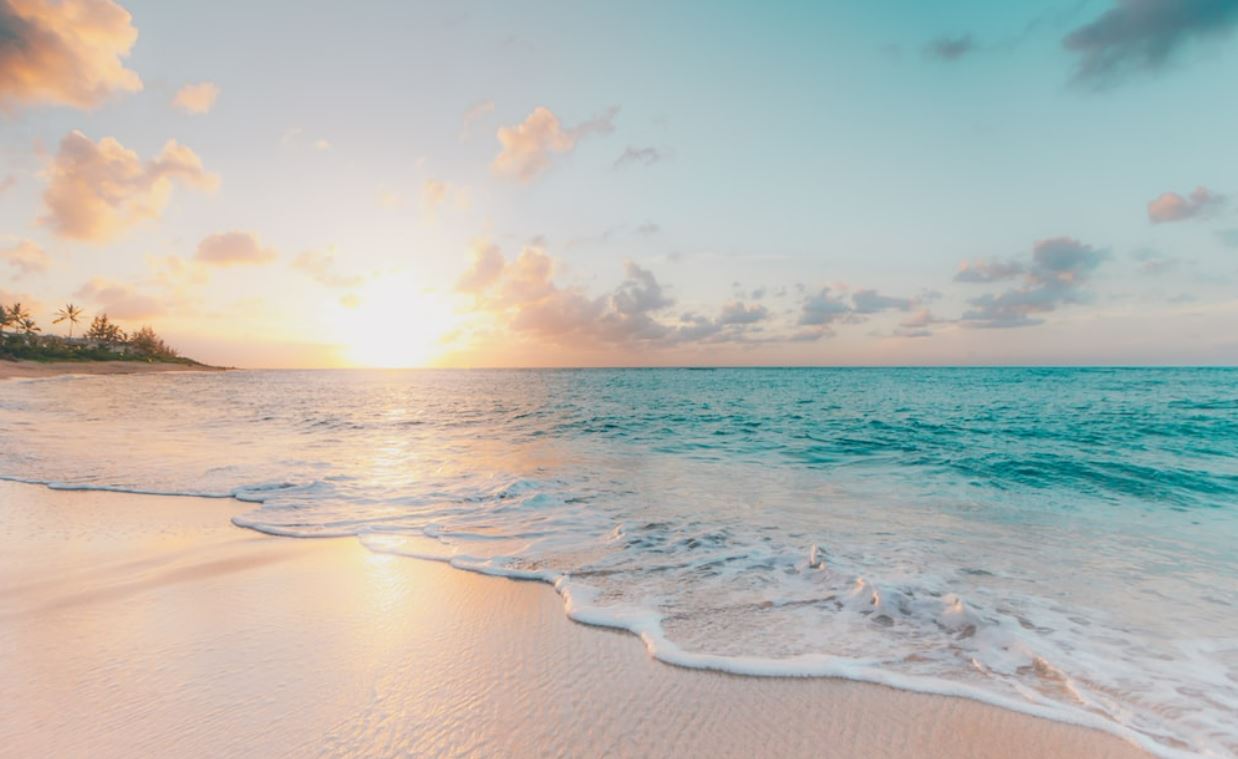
<box><xmin>2</xmin><ymin>367</ymin><xmax>1235</xmax><ymax>757</ymax></box>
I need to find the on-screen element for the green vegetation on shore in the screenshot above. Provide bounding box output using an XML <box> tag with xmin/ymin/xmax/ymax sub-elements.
<box><xmin>0</xmin><ymin>302</ymin><xmax>203</xmax><ymax>365</ymax></box>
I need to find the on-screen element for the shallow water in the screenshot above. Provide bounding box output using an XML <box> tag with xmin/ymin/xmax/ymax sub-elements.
<box><xmin>2</xmin><ymin>368</ymin><xmax>1235</xmax><ymax>757</ymax></box>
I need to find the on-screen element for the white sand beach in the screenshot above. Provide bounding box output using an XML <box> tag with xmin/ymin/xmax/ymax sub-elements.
<box><xmin>0</xmin><ymin>481</ymin><xmax>1150</xmax><ymax>758</ymax></box>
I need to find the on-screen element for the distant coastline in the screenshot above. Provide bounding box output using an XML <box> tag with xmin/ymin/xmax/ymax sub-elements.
<box><xmin>2</xmin><ymin>302</ymin><xmax>220</xmax><ymax>378</ymax></box>
<box><xmin>0</xmin><ymin>359</ymin><xmax>227</xmax><ymax>380</ymax></box>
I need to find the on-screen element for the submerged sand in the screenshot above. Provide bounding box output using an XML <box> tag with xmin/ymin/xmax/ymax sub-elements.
<box><xmin>0</xmin><ymin>360</ymin><xmax>223</xmax><ymax>379</ymax></box>
<box><xmin>0</xmin><ymin>481</ymin><xmax>1149</xmax><ymax>758</ymax></box>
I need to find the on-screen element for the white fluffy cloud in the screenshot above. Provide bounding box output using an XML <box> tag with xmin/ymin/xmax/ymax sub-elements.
<box><xmin>41</xmin><ymin>130</ymin><xmax>218</xmax><ymax>243</ymax></box>
<box><xmin>0</xmin><ymin>0</ymin><xmax>142</xmax><ymax>110</ymax></box>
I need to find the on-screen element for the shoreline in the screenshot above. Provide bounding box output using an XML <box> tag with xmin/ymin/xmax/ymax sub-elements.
<box><xmin>0</xmin><ymin>359</ymin><xmax>226</xmax><ymax>379</ymax></box>
<box><xmin>0</xmin><ymin>480</ymin><xmax>1151</xmax><ymax>758</ymax></box>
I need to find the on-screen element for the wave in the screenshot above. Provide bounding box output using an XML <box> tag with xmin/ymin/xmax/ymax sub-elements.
<box><xmin>63</xmin><ymin>477</ymin><xmax>1183</xmax><ymax>759</ymax></box>
<box><xmin>8</xmin><ymin>473</ymin><xmax>1209</xmax><ymax>758</ymax></box>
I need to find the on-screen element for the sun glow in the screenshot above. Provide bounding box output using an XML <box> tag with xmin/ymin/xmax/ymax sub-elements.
<box><xmin>333</xmin><ymin>276</ymin><xmax>458</xmax><ymax>368</ymax></box>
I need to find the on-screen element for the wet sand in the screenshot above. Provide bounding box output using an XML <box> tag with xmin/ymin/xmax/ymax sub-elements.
<box><xmin>0</xmin><ymin>481</ymin><xmax>1150</xmax><ymax>758</ymax></box>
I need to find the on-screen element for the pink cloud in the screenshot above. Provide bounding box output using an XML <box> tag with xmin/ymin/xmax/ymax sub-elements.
<box><xmin>1147</xmin><ymin>186</ymin><xmax>1225</xmax><ymax>224</ymax></box>
<box><xmin>195</xmin><ymin>231</ymin><xmax>278</xmax><ymax>266</ymax></box>
<box><xmin>0</xmin><ymin>0</ymin><xmax>142</xmax><ymax>110</ymax></box>
<box><xmin>456</xmin><ymin>244</ymin><xmax>782</xmax><ymax>355</ymax></box>
<box><xmin>0</xmin><ymin>239</ymin><xmax>50</xmax><ymax>277</ymax></box>
<box><xmin>41</xmin><ymin>130</ymin><xmax>217</xmax><ymax>242</ymax></box>
<box><xmin>74</xmin><ymin>276</ymin><xmax>166</xmax><ymax>320</ymax></box>
<box><xmin>172</xmin><ymin>81</ymin><xmax>219</xmax><ymax>114</ymax></box>
<box><xmin>492</xmin><ymin>106</ymin><xmax>618</xmax><ymax>182</ymax></box>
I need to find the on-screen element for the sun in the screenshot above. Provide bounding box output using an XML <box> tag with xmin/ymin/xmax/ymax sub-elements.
<box><xmin>332</xmin><ymin>276</ymin><xmax>456</xmax><ymax>368</ymax></box>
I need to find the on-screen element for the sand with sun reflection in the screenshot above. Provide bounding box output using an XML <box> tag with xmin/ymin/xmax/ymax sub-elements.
<box><xmin>0</xmin><ymin>481</ymin><xmax>1149</xmax><ymax>759</ymax></box>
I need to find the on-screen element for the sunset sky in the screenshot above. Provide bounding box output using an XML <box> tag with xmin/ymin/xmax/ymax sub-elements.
<box><xmin>2</xmin><ymin>0</ymin><xmax>1237</xmax><ymax>367</ymax></box>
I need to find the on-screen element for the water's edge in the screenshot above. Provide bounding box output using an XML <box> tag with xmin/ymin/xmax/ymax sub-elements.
<box><xmin>3</xmin><ymin>475</ymin><xmax>1179</xmax><ymax>759</ymax></box>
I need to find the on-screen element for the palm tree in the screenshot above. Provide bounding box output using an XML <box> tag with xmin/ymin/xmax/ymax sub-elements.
<box><xmin>8</xmin><ymin>303</ymin><xmax>31</xmax><ymax>323</ymax></box>
<box><xmin>7</xmin><ymin>303</ymin><xmax>29</xmax><ymax>340</ymax></box>
<box><xmin>6</xmin><ymin>303</ymin><xmax>31</xmax><ymax>338</ymax></box>
<box><xmin>19</xmin><ymin>317</ymin><xmax>40</xmax><ymax>336</ymax></box>
<box><xmin>0</xmin><ymin>305</ymin><xmax>11</xmax><ymax>335</ymax></box>
<box><xmin>53</xmin><ymin>303</ymin><xmax>84</xmax><ymax>337</ymax></box>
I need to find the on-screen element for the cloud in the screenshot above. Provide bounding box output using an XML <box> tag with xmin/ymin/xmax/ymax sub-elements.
<box><xmin>793</xmin><ymin>286</ymin><xmax>918</xmax><ymax>340</ymax></box>
<box><xmin>894</xmin><ymin>309</ymin><xmax>943</xmax><ymax>338</ymax></box>
<box><xmin>954</xmin><ymin>259</ymin><xmax>1026</xmax><ymax>282</ymax></box>
<box><xmin>456</xmin><ymin>245</ymin><xmax>924</xmax><ymax>355</ymax></box>
<box><xmin>420</xmin><ymin>178</ymin><xmax>469</xmax><ymax>217</ymax></box>
<box><xmin>492</xmin><ymin>105</ymin><xmax>618</xmax><ymax>182</ymax></box>
<box><xmin>1147</xmin><ymin>186</ymin><xmax>1225</xmax><ymax>223</ymax></box>
<box><xmin>0</xmin><ymin>0</ymin><xmax>141</xmax><ymax>110</ymax></box>
<box><xmin>456</xmin><ymin>240</ymin><xmax>506</xmax><ymax>293</ymax></box>
<box><xmin>147</xmin><ymin>254</ymin><xmax>208</xmax><ymax>290</ymax></box>
<box><xmin>172</xmin><ymin>81</ymin><xmax>219</xmax><ymax>114</ymax></box>
<box><xmin>959</xmin><ymin>237</ymin><xmax>1107</xmax><ymax>328</ymax></box>
<box><xmin>717</xmin><ymin>301</ymin><xmax>768</xmax><ymax>325</ymax></box>
<box><xmin>459</xmin><ymin>99</ymin><xmax>495</xmax><ymax>138</ymax></box>
<box><xmin>635</xmin><ymin>222</ymin><xmax>661</xmax><ymax>237</ymax></box>
<box><xmin>614</xmin><ymin>146</ymin><xmax>663</xmax><ymax>169</ymax></box>
<box><xmin>195</xmin><ymin>231</ymin><xmax>277</xmax><ymax>266</ymax></box>
<box><xmin>456</xmin><ymin>244</ymin><xmax>779</xmax><ymax>351</ymax></box>
<box><xmin>41</xmin><ymin>130</ymin><xmax>217</xmax><ymax>243</ymax></box>
<box><xmin>0</xmin><ymin>238</ymin><xmax>49</xmax><ymax>277</ymax></box>
<box><xmin>925</xmin><ymin>34</ymin><xmax>975</xmax><ymax>61</ymax></box>
<box><xmin>1131</xmin><ymin>247</ymin><xmax>1178</xmax><ymax>274</ymax></box>
<box><xmin>797</xmin><ymin>287</ymin><xmax>852</xmax><ymax>327</ymax></box>
<box><xmin>1063</xmin><ymin>0</ymin><xmax>1238</xmax><ymax>87</ymax></box>
<box><xmin>74</xmin><ymin>277</ymin><xmax>165</xmax><ymax>320</ymax></box>
<box><xmin>851</xmin><ymin>289</ymin><xmax>914</xmax><ymax>314</ymax></box>
<box><xmin>313</xmin><ymin>138</ymin><xmax>331</xmax><ymax>151</ymax></box>
<box><xmin>0</xmin><ymin>288</ymin><xmax>40</xmax><ymax>313</ymax></box>
<box><xmin>292</xmin><ymin>249</ymin><xmax>363</xmax><ymax>288</ymax></box>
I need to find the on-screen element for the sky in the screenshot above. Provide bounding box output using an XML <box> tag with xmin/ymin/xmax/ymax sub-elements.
<box><xmin>1</xmin><ymin>0</ymin><xmax>1237</xmax><ymax>368</ymax></box>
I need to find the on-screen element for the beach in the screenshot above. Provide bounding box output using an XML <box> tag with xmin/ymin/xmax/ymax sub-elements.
<box><xmin>0</xmin><ymin>480</ymin><xmax>1150</xmax><ymax>758</ymax></box>
<box><xmin>4</xmin><ymin>1</ymin><xmax>1234</xmax><ymax>756</ymax></box>
<box><xmin>0</xmin><ymin>360</ymin><xmax>223</xmax><ymax>380</ymax></box>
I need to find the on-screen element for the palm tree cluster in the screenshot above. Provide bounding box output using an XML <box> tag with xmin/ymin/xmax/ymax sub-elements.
<box><xmin>0</xmin><ymin>303</ymin><xmax>39</xmax><ymax>336</ymax></box>
<box><xmin>1</xmin><ymin>302</ymin><xmax>182</xmax><ymax>362</ymax></box>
